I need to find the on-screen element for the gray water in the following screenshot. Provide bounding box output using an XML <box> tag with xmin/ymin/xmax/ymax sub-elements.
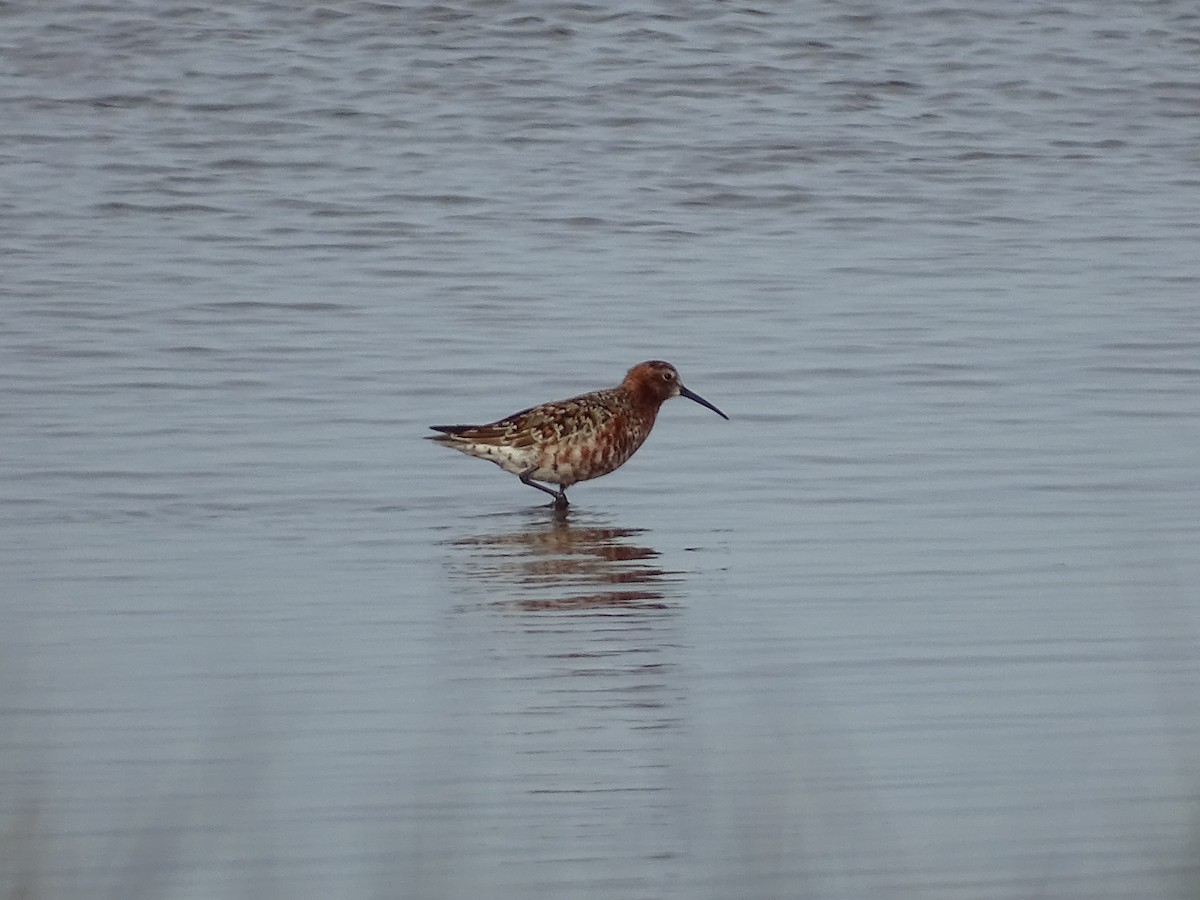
<box><xmin>4</xmin><ymin>2</ymin><xmax>1200</xmax><ymax>898</ymax></box>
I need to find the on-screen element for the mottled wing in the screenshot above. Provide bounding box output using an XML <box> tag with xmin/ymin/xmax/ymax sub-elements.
<box><xmin>428</xmin><ymin>390</ymin><xmax>623</xmax><ymax>449</ymax></box>
<box><xmin>427</xmin><ymin>417</ymin><xmax>540</xmax><ymax>448</ymax></box>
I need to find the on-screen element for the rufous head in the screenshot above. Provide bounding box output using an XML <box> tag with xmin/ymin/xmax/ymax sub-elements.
<box><xmin>623</xmin><ymin>360</ymin><xmax>729</xmax><ymax>419</ymax></box>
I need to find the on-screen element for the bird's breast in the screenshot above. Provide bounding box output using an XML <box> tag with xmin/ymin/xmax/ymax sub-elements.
<box><xmin>527</xmin><ymin>408</ymin><xmax>655</xmax><ymax>486</ymax></box>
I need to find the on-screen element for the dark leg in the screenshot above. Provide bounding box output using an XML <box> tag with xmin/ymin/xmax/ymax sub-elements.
<box><xmin>519</xmin><ymin>469</ymin><xmax>569</xmax><ymax>508</ymax></box>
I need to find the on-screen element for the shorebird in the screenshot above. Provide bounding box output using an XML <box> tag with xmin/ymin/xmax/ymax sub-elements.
<box><xmin>428</xmin><ymin>360</ymin><xmax>728</xmax><ymax>508</ymax></box>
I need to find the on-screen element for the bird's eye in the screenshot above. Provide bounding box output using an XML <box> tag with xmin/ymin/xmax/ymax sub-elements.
<box><xmin>662</xmin><ymin>371</ymin><xmax>675</xmax><ymax>382</ymax></box>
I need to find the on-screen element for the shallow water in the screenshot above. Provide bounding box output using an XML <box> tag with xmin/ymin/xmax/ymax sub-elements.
<box><xmin>4</xmin><ymin>2</ymin><xmax>1200</xmax><ymax>898</ymax></box>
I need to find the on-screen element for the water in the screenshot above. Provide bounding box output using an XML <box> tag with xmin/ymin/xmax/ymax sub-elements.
<box><xmin>4</xmin><ymin>2</ymin><xmax>1200</xmax><ymax>897</ymax></box>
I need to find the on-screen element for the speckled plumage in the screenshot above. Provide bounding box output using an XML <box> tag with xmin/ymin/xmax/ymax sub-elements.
<box><xmin>428</xmin><ymin>360</ymin><xmax>728</xmax><ymax>508</ymax></box>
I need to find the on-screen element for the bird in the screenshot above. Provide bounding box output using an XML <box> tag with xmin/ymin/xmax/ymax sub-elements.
<box><xmin>428</xmin><ymin>360</ymin><xmax>728</xmax><ymax>509</ymax></box>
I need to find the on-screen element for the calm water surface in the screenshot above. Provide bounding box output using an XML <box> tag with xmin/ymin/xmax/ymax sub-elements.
<box><xmin>3</xmin><ymin>2</ymin><xmax>1200</xmax><ymax>898</ymax></box>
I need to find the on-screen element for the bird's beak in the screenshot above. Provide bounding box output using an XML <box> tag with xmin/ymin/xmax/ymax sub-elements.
<box><xmin>679</xmin><ymin>384</ymin><xmax>729</xmax><ymax>420</ymax></box>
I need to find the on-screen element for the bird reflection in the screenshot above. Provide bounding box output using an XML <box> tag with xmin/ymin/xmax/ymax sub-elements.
<box><xmin>434</xmin><ymin>508</ymin><xmax>685</xmax><ymax>865</ymax></box>
<box><xmin>447</xmin><ymin>508</ymin><xmax>677</xmax><ymax>611</ymax></box>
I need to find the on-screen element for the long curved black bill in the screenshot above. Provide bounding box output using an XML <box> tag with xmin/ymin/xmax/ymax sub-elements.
<box><xmin>679</xmin><ymin>384</ymin><xmax>729</xmax><ymax>420</ymax></box>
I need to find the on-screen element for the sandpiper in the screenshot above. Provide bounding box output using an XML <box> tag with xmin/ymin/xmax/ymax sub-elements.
<box><xmin>428</xmin><ymin>360</ymin><xmax>728</xmax><ymax>508</ymax></box>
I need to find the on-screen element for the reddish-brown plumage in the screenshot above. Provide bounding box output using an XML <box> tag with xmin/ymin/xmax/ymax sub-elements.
<box><xmin>428</xmin><ymin>360</ymin><xmax>728</xmax><ymax>508</ymax></box>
